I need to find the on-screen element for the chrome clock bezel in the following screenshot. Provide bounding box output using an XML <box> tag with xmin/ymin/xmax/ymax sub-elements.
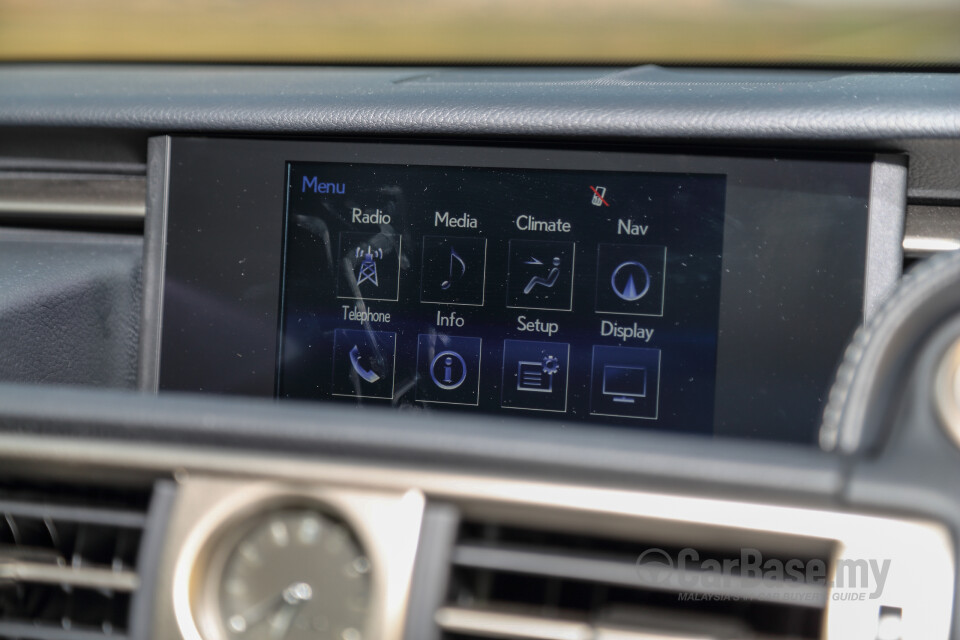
<box><xmin>165</xmin><ymin>478</ymin><xmax>425</xmax><ymax>640</ymax></box>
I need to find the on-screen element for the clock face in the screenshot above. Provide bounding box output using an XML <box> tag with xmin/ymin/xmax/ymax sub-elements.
<box><xmin>213</xmin><ymin>508</ymin><xmax>371</xmax><ymax>640</ymax></box>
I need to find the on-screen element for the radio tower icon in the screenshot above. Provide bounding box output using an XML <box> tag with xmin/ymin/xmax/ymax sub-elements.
<box><xmin>356</xmin><ymin>245</ymin><xmax>384</xmax><ymax>287</ymax></box>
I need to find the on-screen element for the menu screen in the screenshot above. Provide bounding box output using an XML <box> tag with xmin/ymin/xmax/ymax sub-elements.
<box><xmin>277</xmin><ymin>162</ymin><xmax>727</xmax><ymax>433</ymax></box>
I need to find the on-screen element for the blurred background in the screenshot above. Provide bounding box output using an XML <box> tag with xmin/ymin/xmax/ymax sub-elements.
<box><xmin>1</xmin><ymin>0</ymin><xmax>960</xmax><ymax>65</ymax></box>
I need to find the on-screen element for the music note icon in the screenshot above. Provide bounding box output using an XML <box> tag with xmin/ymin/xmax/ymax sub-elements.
<box><xmin>420</xmin><ymin>236</ymin><xmax>487</xmax><ymax>306</ymax></box>
<box><xmin>441</xmin><ymin>248</ymin><xmax>467</xmax><ymax>290</ymax></box>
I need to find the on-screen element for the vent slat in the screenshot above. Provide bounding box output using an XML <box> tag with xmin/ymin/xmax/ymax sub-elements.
<box><xmin>437</xmin><ymin>606</ymin><xmax>590</xmax><ymax>640</ymax></box>
<box><xmin>454</xmin><ymin>543</ymin><xmax>825</xmax><ymax>608</ymax></box>
<box><xmin>0</xmin><ymin>501</ymin><xmax>147</xmax><ymax>529</ymax></box>
<box><xmin>0</xmin><ymin>620</ymin><xmax>129</xmax><ymax>640</ymax></box>
<box><xmin>0</xmin><ymin>482</ymin><xmax>151</xmax><ymax>639</ymax></box>
<box><xmin>0</xmin><ymin>562</ymin><xmax>140</xmax><ymax>592</ymax></box>
<box><xmin>437</xmin><ymin>606</ymin><xmax>759</xmax><ymax>640</ymax></box>
<box><xmin>443</xmin><ymin>520</ymin><xmax>825</xmax><ymax>640</ymax></box>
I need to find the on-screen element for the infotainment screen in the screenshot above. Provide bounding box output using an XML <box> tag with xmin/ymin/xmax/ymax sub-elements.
<box><xmin>155</xmin><ymin>138</ymin><xmax>894</xmax><ymax>443</ymax></box>
<box><xmin>277</xmin><ymin>164</ymin><xmax>726</xmax><ymax>432</ymax></box>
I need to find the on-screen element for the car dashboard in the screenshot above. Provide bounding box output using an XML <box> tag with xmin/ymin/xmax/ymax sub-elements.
<box><xmin>1</xmin><ymin>64</ymin><xmax>960</xmax><ymax>640</ymax></box>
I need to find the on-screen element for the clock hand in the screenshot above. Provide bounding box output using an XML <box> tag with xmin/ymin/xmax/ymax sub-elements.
<box><xmin>228</xmin><ymin>583</ymin><xmax>311</xmax><ymax>634</ymax></box>
<box><xmin>269</xmin><ymin>583</ymin><xmax>313</xmax><ymax>640</ymax></box>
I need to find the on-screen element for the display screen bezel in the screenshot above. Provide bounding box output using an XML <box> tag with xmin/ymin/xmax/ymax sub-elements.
<box><xmin>148</xmin><ymin>137</ymin><xmax>898</xmax><ymax>444</ymax></box>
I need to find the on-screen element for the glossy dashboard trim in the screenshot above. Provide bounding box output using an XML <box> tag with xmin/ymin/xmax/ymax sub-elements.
<box><xmin>2</xmin><ymin>66</ymin><xmax>960</xmax><ymax>144</ymax></box>
<box><xmin>864</xmin><ymin>156</ymin><xmax>906</xmax><ymax>320</ymax></box>
<box><xmin>139</xmin><ymin>136</ymin><xmax>170</xmax><ymax>392</ymax></box>
<box><xmin>0</xmin><ymin>174</ymin><xmax>145</xmax><ymax>222</ymax></box>
<box><xmin>0</xmin><ymin>430</ymin><xmax>951</xmax><ymax>639</ymax></box>
<box><xmin>904</xmin><ymin>205</ymin><xmax>960</xmax><ymax>258</ymax></box>
<box><xmin>935</xmin><ymin>335</ymin><xmax>960</xmax><ymax>451</ymax></box>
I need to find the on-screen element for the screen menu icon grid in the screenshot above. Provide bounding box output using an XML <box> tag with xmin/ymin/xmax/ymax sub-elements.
<box><xmin>278</xmin><ymin>162</ymin><xmax>726</xmax><ymax>434</ymax></box>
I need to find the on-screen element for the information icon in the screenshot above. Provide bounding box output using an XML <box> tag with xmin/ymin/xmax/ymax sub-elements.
<box><xmin>415</xmin><ymin>334</ymin><xmax>482</xmax><ymax>406</ymax></box>
<box><xmin>430</xmin><ymin>351</ymin><xmax>467</xmax><ymax>390</ymax></box>
<box><xmin>595</xmin><ymin>244</ymin><xmax>666</xmax><ymax>317</ymax></box>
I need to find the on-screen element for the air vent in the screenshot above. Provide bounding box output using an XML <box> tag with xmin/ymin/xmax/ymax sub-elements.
<box><xmin>0</xmin><ymin>480</ymin><xmax>155</xmax><ymax>640</ymax></box>
<box><xmin>437</xmin><ymin>520</ymin><xmax>828</xmax><ymax>640</ymax></box>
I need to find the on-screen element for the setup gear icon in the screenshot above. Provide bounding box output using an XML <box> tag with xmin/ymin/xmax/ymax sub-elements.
<box><xmin>541</xmin><ymin>355</ymin><xmax>560</xmax><ymax>375</ymax></box>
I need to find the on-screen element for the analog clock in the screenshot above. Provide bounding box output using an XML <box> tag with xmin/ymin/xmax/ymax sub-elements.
<box><xmin>203</xmin><ymin>508</ymin><xmax>371</xmax><ymax>640</ymax></box>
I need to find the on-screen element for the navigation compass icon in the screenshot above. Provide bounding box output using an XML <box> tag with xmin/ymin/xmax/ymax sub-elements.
<box><xmin>611</xmin><ymin>261</ymin><xmax>651</xmax><ymax>302</ymax></box>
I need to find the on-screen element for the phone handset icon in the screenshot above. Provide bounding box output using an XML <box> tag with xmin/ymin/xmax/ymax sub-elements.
<box><xmin>349</xmin><ymin>344</ymin><xmax>381</xmax><ymax>383</ymax></box>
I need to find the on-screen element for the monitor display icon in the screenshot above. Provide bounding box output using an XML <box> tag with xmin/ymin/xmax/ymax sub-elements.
<box><xmin>590</xmin><ymin>345</ymin><xmax>660</xmax><ymax>419</ymax></box>
<box><xmin>602</xmin><ymin>365</ymin><xmax>648</xmax><ymax>403</ymax></box>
